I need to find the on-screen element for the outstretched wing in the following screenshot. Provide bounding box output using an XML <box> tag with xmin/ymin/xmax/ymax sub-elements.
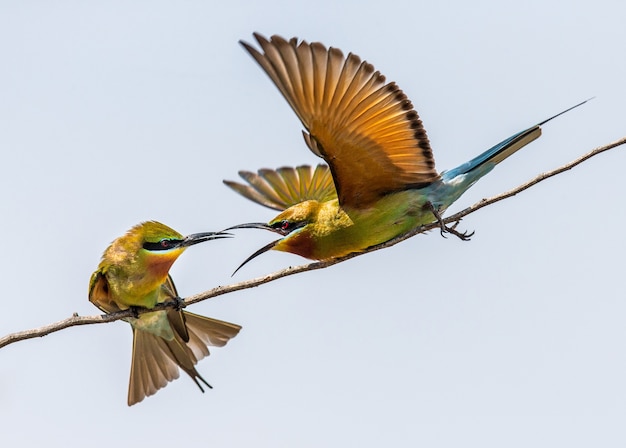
<box><xmin>240</xmin><ymin>33</ymin><xmax>440</xmax><ymax>209</ymax></box>
<box><xmin>224</xmin><ymin>164</ymin><xmax>337</xmax><ymax>211</ymax></box>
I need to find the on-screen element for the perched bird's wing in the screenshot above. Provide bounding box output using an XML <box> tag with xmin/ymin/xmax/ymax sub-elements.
<box><xmin>240</xmin><ymin>33</ymin><xmax>440</xmax><ymax>209</ymax></box>
<box><xmin>88</xmin><ymin>270</ymin><xmax>122</xmax><ymax>314</ymax></box>
<box><xmin>161</xmin><ymin>275</ymin><xmax>189</xmax><ymax>342</ymax></box>
<box><xmin>224</xmin><ymin>164</ymin><xmax>336</xmax><ymax>211</ymax></box>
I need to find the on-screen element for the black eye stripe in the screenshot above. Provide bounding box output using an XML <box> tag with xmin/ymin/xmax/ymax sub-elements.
<box><xmin>270</xmin><ymin>220</ymin><xmax>306</xmax><ymax>234</ymax></box>
<box><xmin>271</xmin><ymin>220</ymin><xmax>292</xmax><ymax>231</ymax></box>
<box><xmin>142</xmin><ymin>239</ymin><xmax>180</xmax><ymax>251</ymax></box>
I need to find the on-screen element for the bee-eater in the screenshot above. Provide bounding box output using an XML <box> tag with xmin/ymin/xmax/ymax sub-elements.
<box><xmin>224</xmin><ymin>33</ymin><xmax>587</xmax><ymax>271</ymax></box>
<box><xmin>89</xmin><ymin>221</ymin><xmax>241</xmax><ymax>406</ymax></box>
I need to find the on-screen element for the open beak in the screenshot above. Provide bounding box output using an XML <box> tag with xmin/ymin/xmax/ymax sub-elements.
<box><xmin>223</xmin><ymin>222</ymin><xmax>289</xmax><ymax>236</ymax></box>
<box><xmin>225</xmin><ymin>222</ymin><xmax>299</xmax><ymax>274</ymax></box>
<box><xmin>232</xmin><ymin>238</ymin><xmax>281</xmax><ymax>276</ymax></box>
<box><xmin>181</xmin><ymin>231</ymin><xmax>232</xmax><ymax>248</ymax></box>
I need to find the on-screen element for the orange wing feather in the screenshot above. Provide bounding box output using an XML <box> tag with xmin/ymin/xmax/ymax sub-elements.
<box><xmin>241</xmin><ymin>33</ymin><xmax>440</xmax><ymax>209</ymax></box>
<box><xmin>224</xmin><ymin>164</ymin><xmax>336</xmax><ymax>211</ymax></box>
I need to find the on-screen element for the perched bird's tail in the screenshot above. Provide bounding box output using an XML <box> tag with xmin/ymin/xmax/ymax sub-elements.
<box><xmin>430</xmin><ymin>99</ymin><xmax>589</xmax><ymax>210</ymax></box>
<box><xmin>128</xmin><ymin>310</ymin><xmax>241</xmax><ymax>406</ymax></box>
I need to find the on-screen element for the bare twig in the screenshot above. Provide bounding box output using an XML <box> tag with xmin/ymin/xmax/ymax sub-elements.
<box><xmin>1</xmin><ymin>136</ymin><xmax>624</xmax><ymax>350</ymax></box>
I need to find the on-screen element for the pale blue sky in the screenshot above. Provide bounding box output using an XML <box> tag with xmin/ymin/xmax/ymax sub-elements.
<box><xmin>1</xmin><ymin>1</ymin><xmax>625</xmax><ymax>447</ymax></box>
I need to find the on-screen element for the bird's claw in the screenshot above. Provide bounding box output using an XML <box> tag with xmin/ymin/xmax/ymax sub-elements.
<box><xmin>129</xmin><ymin>306</ymin><xmax>141</xmax><ymax>319</ymax></box>
<box><xmin>427</xmin><ymin>202</ymin><xmax>474</xmax><ymax>242</ymax></box>
<box><xmin>172</xmin><ymin>296</ymin><xmax>186</xmax><ymax>311</ymax></box>
<box><xmin>444</xmin><ymin>224</ymin><xmax>474</xmax><ymax>241</ymax></box>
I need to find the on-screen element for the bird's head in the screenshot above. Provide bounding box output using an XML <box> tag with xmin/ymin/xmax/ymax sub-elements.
<box><xmin>226</xmin><ymin>200</ymin><xmax>322</xmax><ymax>273</ymax></box>
<box><xmin>102</xmin><ymin>221</ymin><xmax>230</xmax><ymax>281</ymax></box>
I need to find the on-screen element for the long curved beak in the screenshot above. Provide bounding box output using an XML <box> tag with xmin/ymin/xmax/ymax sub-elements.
<box><xmin>223</xmin><ymin>222</ymin><xmax>285</xmax><ymax>235</ymax></box>
<box><xmin>232</xmin><ymin>239</ymin><xmax>281</xmax><ymax>276</ymax></box>
<box><xmin>181</xmin><ymin>231</ymin><xmax>232</xmax><ymax>248</ymax></box>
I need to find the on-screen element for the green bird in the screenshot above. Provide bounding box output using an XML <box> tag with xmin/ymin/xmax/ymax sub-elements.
<box><xmin>225</xmin><ymin>33</ymin><xmax>587</xmax><ymax>271</ymax></box>
<box><xmin>89</xmin><ymin>221</ymin><xmax>241</xmax><ymax>406</ymax></box>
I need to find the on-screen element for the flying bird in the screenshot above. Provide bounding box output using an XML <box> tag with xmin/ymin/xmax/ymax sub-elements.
<box><xmin>225</xmin><ymin>33</ymin><xmax>587</xmax><ymax>272</ymax></box>
<box><xmin>89</xmin><ymin>221</ymin><xmax>241</xmax><ymax>405</ymax></box>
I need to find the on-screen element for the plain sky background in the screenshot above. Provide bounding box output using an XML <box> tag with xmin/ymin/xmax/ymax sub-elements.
<box><xmin>1</xmin><ymin>1</ymin><xmax>625</xmax><ymax>447</ymax></box>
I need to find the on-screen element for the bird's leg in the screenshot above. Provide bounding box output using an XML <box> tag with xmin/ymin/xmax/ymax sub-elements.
<box><xmin>426</xmin><ymin>202</ymin><xmax>449</xmax><ymax>238</ymax></box>
<box><xmin>162</xmin><ymin>297</ymin><xmax>186</xmax><ymax>311</ymax></box>
<box><xmin>426</xmin><ymin>202</ymin><xmax>474</xmax><ymax>241</ymax></box>
<box><xmin>447</xmin><ymin>220</ymin><xmax>475</xmax><ymax>241</ymax></box>
<box><xmin>172</xmin><ymin>296</ymin><xmax>186</xmax><ymax>311</ymax></box>
<box><xmin>129</xmin><ymin>306</ymin><xmax>141</xmax><ymax>319</ymax></box>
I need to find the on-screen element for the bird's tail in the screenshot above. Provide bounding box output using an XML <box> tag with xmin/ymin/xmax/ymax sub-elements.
<box><xmin>431</xmin><ymin>99</ymin><xmax>589</xmax><ymax>210</ymax></box>
<box><xmin>127</xmin><ymin>310</ymin><xmax>241</xmax><ymax>406</ymax></box>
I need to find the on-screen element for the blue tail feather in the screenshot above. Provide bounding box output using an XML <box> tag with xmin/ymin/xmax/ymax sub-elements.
<box><xmin>441</xmin><ymin>126</ymin><xmax>541</xmax><ymax>182</ymax></box>
<box><xmin>427</xmin><ymin>99</ymin><xmax>590</xmax><ymax>211</ymax></box>
<box><xmin>442</xmin><ymin>98</ymin><xmax>591</xmax><ymax>182</ymax></box>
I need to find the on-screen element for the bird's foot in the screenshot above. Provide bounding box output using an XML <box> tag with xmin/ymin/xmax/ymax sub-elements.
<box><xmin>445</xmin><ymin>220</ymin><xmax>475</xmax><ymax>241</ymax></box>
<box><xmin>426</xmin><ymin>202</ymin><xmax>474</xmax><ymax>241</ymax></box>
<box><xmin>172</xmin><ymin>296</ymin><xmax>186</xmax><ymax>311</ymax></box>
<box><xmin>129</xmin><ymin>306</ymin><xmax>141</xmax><ymax>319</ymax></box>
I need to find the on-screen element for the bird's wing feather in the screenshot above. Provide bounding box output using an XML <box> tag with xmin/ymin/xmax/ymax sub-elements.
<box><xmin>161</xmin><ymin>275</ymin><xmax>190</xmax><ymax>342</ymax></box>
<box><xmin>88</xmin><ymin>270</ymin><xmax>122</xmax><ymax>314</ymax></box>
<box><xmin>224</xmin><ymin>164</ymin><xmax>336</xmax><ymax>211</ymax></box>
<box><xmin>240</xmin><ymin>33</ymin><xmax>440</xmax><ymax>209</ymax></box>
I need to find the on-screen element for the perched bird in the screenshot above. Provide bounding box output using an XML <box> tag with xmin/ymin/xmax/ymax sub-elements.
<box><xmin>224</xmin><ymin>33</ymin><xmax>587</xmax><ymax>271</ymax></box>
<box><xmin>89</xmin><ymin>221</ymin><xmax>241</xmax><ymax>406</ymax></box>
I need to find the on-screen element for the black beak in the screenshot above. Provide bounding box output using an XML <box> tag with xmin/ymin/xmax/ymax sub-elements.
<box><xmin>232</xmin><ymin>239</ymin><xmax>281</xmax><ymax>276</ymax></box>
<box><xmin>223</xmin><ymin>222</ymin><xmax>288</xmax><ymax>236</ymax></box>
<box><xmin>181</xmin><ymin>231</ymin><xmax>232</xmax><ymax>248</ymax></box>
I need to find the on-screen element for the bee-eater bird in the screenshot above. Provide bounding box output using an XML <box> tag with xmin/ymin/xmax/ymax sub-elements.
<box><xmin>89</xmin><ymin>221</ymin><xmax>241</xmax><ymax>406</ymax></box>
<box><xmin>224</xmin><ymin>33</ymin><xmax>587</xmax><ymax>271</ymax></box>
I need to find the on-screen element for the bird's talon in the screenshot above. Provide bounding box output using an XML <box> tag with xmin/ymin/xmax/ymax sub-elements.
<box><xmin>173</xmin><ymin>296</ymin><xmax>186</xmax><ymax>311</ymax></box>
<box><xmin>129</xmin><ymin>306</ymin><xmax>141</xmax><ymax>319</ymax></box>
<box><xmin>426</xmin><ymin>202</ymin><xmax>473</xmax><ymax>241</ymax></box>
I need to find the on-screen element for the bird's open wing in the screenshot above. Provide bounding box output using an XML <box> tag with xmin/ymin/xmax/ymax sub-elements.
<box><xmin>224</xmin><ymin>164</ymin><xmax>337</xmax><ymax>211</ymax></box>
<box><xmin>240</xmin><ymin>33</ymin><xmax>440</xmax><ymax>209</ymax></box>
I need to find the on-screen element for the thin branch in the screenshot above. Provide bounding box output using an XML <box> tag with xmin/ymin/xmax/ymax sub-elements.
<box><xmin>0</xmin><ymin>313</ymin><xmax>122</xmax><ymax>348</ymax></box>
<box><xmin>1</xmin><ymin>136</ymin><xmax>624</xmax><ymax>350</ymax></box>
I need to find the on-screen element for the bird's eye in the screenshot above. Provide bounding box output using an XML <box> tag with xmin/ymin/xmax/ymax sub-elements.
<box><xmin>270</xmin><ymin>219</ymin><xmax>305</xmax><ymax>234</ymax></box>
<box><xmin>160</xmin><ymin>239</ymin><xmax>172</xmax><ymax>249</ymax></box>
<box><xmin>271</xmin><ymin>220</ymin><xmax>292</xmax><ymax>232</ymax></box>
